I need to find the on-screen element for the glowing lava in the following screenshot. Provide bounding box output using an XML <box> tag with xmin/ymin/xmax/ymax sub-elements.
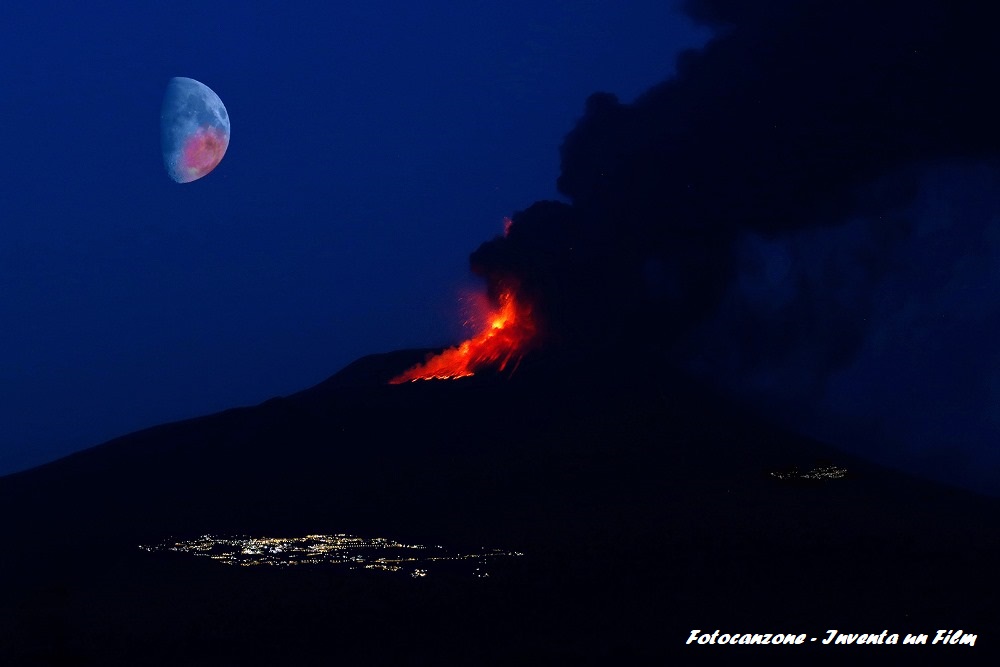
<box><xmin>389</xmin><ymin>287</ymin><xmax>536</xmax><ymax>383</ymax></box>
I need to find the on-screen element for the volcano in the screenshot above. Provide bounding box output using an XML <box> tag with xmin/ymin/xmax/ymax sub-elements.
<box><xmin>1</xmin><ymin>346</ymin><xmax>997</xmax><ymax>666</ymax></box>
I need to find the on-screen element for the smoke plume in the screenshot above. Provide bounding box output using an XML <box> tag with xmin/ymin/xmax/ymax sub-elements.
<box><xmin>468</xmin><ymin>0</ymin><xmax>1000</xmax><ymax>493</ymax></box>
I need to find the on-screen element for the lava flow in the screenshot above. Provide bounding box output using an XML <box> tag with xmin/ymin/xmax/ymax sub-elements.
<box><xmin>389</xmin><ymin>286</ymin><xmax>536</xmax><ymax>384</ymax></box>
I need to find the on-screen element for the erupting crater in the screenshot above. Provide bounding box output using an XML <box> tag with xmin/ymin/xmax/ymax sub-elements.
<box><xmin>390</xmin><ymin>286</ymin><xmax>536</xmax><ymax>384</ymax></box>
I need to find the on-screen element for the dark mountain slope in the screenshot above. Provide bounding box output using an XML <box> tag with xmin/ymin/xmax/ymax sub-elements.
<box><xmin>1</xmin><ymin>347</ymin><xmax>997</xmax><ymax>665</ymax></box>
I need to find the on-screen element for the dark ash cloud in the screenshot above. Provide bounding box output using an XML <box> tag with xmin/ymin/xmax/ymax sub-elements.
<box><xmin>466</xmin><ymin>0</ymin><xmax>1000</xmax><ymax>493</ymax></box>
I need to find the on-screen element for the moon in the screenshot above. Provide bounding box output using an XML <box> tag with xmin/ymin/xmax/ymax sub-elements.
<box><xmin>160</xmin><ymin>77</ymin><xmax>230</xmax><ymax>183</ymax></box>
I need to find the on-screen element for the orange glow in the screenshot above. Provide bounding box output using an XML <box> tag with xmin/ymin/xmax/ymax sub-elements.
<box><xmin>389</xmin><ymin>286</ymin><xmax>536</xmax><ymax>383</ymax></box>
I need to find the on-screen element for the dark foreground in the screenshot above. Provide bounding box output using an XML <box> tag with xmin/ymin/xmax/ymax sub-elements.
<box><xmin>1</xmin><ymin>348</ymin><xmax>997</xmax><ymax>665</ymax></box>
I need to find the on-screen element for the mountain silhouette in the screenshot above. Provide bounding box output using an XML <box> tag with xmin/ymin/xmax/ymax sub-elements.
<box><xmin>1</xmin><ymin>345</ymin><xmax>997</xmax><ymax>665</ymax></box>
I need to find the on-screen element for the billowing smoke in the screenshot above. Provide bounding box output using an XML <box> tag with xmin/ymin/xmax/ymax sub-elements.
<box><xmin>469</xmin><ymin>0</ymin><xmax>1000</xmax><ymax>494</ymax></box>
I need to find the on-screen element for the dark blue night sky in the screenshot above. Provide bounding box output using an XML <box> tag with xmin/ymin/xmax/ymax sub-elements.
<box><xmin>0</xmin><ymin>2</ymin><xmax>707</xmax><ymax>473</ymax></box>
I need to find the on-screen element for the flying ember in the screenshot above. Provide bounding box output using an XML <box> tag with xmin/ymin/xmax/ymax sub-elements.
<box><xmin>389</xmin><ymin>286</ymin><xmax>536</xmax><ymax>383</ymax></box>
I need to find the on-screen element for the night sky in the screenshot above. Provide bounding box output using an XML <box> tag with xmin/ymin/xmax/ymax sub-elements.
<box><xmin>0</xmin><ymin>1</ymin><xmax>707</xmax><ymax>474</ymax></box>
<box><xmin>3</xmin><ymin>1</ymin><xmax>999</xmax><ymax>499</ymax></box>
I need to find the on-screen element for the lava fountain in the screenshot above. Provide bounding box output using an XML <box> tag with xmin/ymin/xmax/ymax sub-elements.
<box><xmin>389</xmin><ymin>285</ymin><xmax>537</xmax><ymax>384</ymax></box>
